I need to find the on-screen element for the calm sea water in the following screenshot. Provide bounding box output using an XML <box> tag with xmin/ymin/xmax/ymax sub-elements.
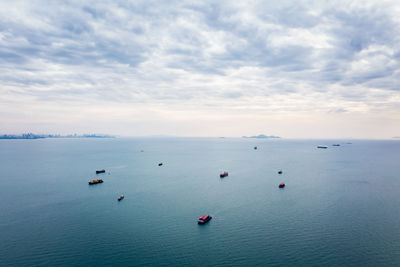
<box><xmin>1</xmin><ymin>138</ymin><xmax>400</xmax><ymax>266</ymax></box>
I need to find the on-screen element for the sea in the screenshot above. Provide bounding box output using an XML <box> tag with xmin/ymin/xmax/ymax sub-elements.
<box><xmin>0</xmin><ymin>137</ymin><xmax>399</xmax><ymax>266</ymax></box>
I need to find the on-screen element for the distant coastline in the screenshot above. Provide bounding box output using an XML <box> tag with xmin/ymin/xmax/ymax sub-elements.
<box><xmin>0</xmin><ymin>133</ymin><xmax>115</xmax><ymax>139</ymax></box>
<box><xmin>242</xmin><ymin>134</ymin><xmax>280</xmax><ymax>139</ymax></box>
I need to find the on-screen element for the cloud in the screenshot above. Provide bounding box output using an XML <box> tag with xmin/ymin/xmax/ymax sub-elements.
<box><xmin>0</xmin><ymin>0</ymin><xmax>399</xmax><ymax>137</ymax></box>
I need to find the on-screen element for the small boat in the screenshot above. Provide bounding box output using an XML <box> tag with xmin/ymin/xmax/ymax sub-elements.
<box><xmin>89</xmin><ymin>179</ymin><xmax>103</xmax><ymax>185</ymax></box>
<box><xmin>220</xmin><ymin>172</ymin><xmax>228</xmax><ymax>178</ymax></box>
<box><xmin>198</xmin><ymin>214</ymin><xmax>212</xmax><ymax>224</ymax></box>
<box><xmin>278</xmin><ymin>170</ymin><xmax>283</xmax><ymax>174</ymax></box>
<box><xmin>158</xmin><ymin>162</ymin><xmax>163</xmax><ymax>166</ymax></box>
<box><xmin>279</xmin><ymin>183</ymin><xmax>285</xmax><ymax>188</ymax></box>
<box><xmin>118</xmin><ymin>195</ymin><xmax>124</xmax><ymax>201</ymax></box>
<box><xmin>317</xmin><ymin>145</ymin><xmax>328</xmax><ymax>149</ymax></box>
<box><xmin>96</xmin><ymin>169</ymin><xmax>106</xmax><ymax>174</ymax></box>
<box><xmin>332</xmin><ymin>144</ymin><xmax>340</xmax><ymax>146</ymax></box>
<box><xmin>254</xmin><ymin>146</ymin><xmax>257</xmax><ymax>150</ymax></box>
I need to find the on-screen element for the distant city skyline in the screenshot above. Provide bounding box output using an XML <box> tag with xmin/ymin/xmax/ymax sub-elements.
<box><xmin>1</xmin><ymin>1</ymin><xmax>399</xmax><ymax>139</ymax></box>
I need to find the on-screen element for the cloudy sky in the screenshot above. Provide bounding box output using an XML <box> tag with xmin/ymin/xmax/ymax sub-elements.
<box><xmin>1</xmin><ymin>0</ymin><xmax>399</xmax><ymax>138</ymax></box>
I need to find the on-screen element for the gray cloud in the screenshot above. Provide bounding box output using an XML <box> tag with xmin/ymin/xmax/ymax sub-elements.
<box><xmin>0</xmin><ymin>0</ymin><xmax>399</xmax><ymax>137</ymax></box>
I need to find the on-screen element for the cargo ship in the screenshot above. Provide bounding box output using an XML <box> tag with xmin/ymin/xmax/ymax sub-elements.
<box><xmin>89</xmin><ymin>179</ymin><xmax>103</xmax><ymax>185</ymax></box>
<box><xmin>279</xmin><ymin>183</ymin><xmax>285</xmax><ymax>188</ymax></box>
<box><xmin>220</xmin><ymin>172</ymin><xmax>228</xmax><ymax>178</ymax></box>
<box><xmin>96</xmin><ymin>169</ymin><xmax>106</xmax><ymax>174</ymax></box>
<box><xmin>317</xmin><ymin>145</ymin><xmax>328</xmax><ymax>149</ymax></box>
<box><xmin>198</xmin><ymin>215</ymin><xmax>212</xmax><ymax>224</ymax></box>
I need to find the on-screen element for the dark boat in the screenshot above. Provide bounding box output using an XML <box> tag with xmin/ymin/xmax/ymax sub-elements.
<box><xmin>279</xmin><ymin>183</ymin><xmax>285</xmax><ymax>188</ymax></box>
<box><xmin>118</xmin><ymin>195</ymin><xmax>124</xmax><ymax>201</ymax></box>
<box><xmin>254</xmin><ymin>146</ymin><xmax>257</xmax><ymax>150</ymax></box>
<box><xmin>89</xmin><ymin>179</ymin><xmax>103</xmax><ymax>185</ymax></box>
<box><xmin>317</xmin><ymin>145</ymin><xmax>328</xmax><ymax>149</ymax></box>
<box><xmin>220</xmin><ymin>172</ymin><xmax>228</xmax><ymax>178</ymax></box>
<box><xmin>278</xmin><ymin>170</ymin><xmax>283</xmax><ymax>174</ymax></box>
<box><xmin>158</xmin><ymin>162</ymin><xmax>163</xmax><ymax>166</ymax></box>
<box><xmin>198</xmin><ymin>215</ymin><xmax>212</xmax><ymax>224</ymax></box>
<box><xmin>332</xmin><ymin>144</ymin><xmax>340</xmax><ymax>146</ymax></box>
<box><xmin>96</xmin><ymin>169</ymin><xmax>106</xmax><ymax>174</ymax></box>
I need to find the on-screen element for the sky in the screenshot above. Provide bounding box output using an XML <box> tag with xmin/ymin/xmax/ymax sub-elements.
<box><xmin>0</xmin><ymin>0</ymin><xmax>399</xmax><ymax>138</ymax></box>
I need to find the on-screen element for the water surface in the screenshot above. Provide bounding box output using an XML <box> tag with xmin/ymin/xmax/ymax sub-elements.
<box><xmin>1</xmin><ymin>138</ymin><xmax>399</xmax><ymax>266</ymax></box>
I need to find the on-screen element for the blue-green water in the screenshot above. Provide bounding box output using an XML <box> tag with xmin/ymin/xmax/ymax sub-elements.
<box><xmin>1</xmin><ymin>138</ymin><xmax>400</xmax><ymax>266</ymax></box>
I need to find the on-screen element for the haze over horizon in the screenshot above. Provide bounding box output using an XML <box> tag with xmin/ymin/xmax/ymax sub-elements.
<box><xmin>1</xmin><ymin>1</ymin><xmax>399</xmax><ymax>139</ymax></box>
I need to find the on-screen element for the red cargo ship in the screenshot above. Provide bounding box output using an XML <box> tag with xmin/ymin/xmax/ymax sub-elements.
<box><xmin>198</xmin><ymin>215</ymin><xmax>212</xmax><ymax>224</ymax></box>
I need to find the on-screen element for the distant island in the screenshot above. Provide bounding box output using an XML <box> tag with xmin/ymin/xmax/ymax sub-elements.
<box><xmin>242</xmin><ymin>134</ymin><xmax>280</xmax><ymax>139</ymax></box>
<box><xmin>0</xmin><ymin>133</ymin><xmax>115</xmax><ymax>139</ymax></box>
